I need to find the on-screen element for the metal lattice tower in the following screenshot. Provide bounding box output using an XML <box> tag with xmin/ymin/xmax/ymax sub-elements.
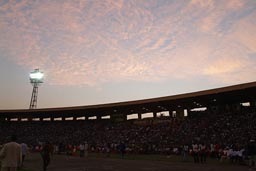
<box><xmin>29</xmin><ymin>69</ymin><xmax>44</xmax><ymax>109</ymax></box>
<box><xmin>29</xmin><ymin>83</ymin><xmax>39</xmax><ymax>109</ymax></box>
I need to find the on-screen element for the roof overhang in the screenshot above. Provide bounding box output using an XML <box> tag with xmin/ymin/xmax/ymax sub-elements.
<box><xmin>1</xmin><ymin>81</ymin><xmax>256</xmax><ymax>118</ymax></box>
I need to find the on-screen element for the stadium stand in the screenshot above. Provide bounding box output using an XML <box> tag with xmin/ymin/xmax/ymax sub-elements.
<box><xmin>0</xmin><ymin>82</ymin><xmax>255</xmax><ymax>164</ymax></box>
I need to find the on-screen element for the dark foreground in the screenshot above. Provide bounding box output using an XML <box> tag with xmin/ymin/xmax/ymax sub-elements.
<box><xmin>23</xmin><ymin>153</ymin><xmax>249</xmax><ymax>171</ymax></box>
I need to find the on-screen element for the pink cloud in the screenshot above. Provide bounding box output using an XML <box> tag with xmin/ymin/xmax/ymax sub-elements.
<box><xmin>226</xmin><ymin>0</ymin><xmax>244</xmax><ymax>10</ymax></box>
<box><xmin>230</xmin><ymin>14</ymin><xmax>256</xmax><ymax>52</ymax></box>
<box><xmin>203</xmin><ymin>57</ymin><xmax>246</xmax><ymax>75</ymax></box>
<box><xmin>0</xmin><ymin>0</ymin><xmax>255</xmax><ymax>87</ymax></box>
<box><xmin>190</xmin><ymin>0</ymin><xmax>214</xmax><ymax>8</ymax></box>
<box><xmin>199</xmin><ymin>13</ymin><xmax>220</xmax><ymax>32</ymax></box>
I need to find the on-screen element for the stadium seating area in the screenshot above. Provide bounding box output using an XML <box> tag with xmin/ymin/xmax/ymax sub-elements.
<box><xmin>0</xmin><ymin>106</ymin><xmax>255</xmax><ymax>156</ymax></box>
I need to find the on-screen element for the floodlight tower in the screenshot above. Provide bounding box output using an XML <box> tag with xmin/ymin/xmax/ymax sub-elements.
<box><xmin>29</xmin><ymin>69</ymin><xmax>44</xmax><ymax>109</ymax></box>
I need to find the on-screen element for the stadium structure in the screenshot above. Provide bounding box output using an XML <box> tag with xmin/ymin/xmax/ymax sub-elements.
<box><xmin>0</xmin><ymin>81</ymin><xmax>256</xmax><ymax>162</ymax></box>
<box><xmin>0</xmin><ymin>81</ymin><xmax>255</xmax><ymax>122</ymax></box>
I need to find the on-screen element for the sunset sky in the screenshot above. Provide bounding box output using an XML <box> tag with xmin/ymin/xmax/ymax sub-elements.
<box><xmin>0</xmin><ymin>0</ymin><xmax>256</xmax><ymax>109</ymax></box>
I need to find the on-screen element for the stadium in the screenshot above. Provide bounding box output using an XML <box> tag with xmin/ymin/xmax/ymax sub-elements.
<box><xmin>1</xmin><ymin>1</ymin><xmax>256</xmax><ymax>170</ymax></box>
<box><xmin>0</xmin><ymin>81</ymin><xmax>255</xmax><ymax>171</ymax></box>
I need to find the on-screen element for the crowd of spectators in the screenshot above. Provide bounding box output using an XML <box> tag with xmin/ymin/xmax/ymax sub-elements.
<box><xmin>0</xmin><ymin>106</ymin><xmax>255</xmax><ymax>161</ymax></box>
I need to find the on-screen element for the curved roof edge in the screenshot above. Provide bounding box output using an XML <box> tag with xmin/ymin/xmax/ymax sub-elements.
<box><xmin>1</xmin><ymin>81</ymin><xmax>256</xmax><ymax>114</ymax></box>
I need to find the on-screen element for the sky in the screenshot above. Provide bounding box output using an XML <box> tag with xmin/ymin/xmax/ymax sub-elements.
<box><xmin>0</xmin><ymin>0</ymin><xmax>256</xmax><ymax>110</ymax></box>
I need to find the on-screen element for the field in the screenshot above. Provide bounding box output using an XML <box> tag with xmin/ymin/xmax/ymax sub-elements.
<box><xmin>21</xmin><ymin>152</ymin><xmax>248</xmax><ymax>171</ymax></box>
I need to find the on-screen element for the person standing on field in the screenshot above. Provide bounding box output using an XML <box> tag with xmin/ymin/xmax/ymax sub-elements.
<box><xmin>20</xmin><ymin>143</ymin><xmax>28</xmax><ymax>167</ymax></box>
<box><xmin>41</xmin><ymin>141</ymin><xmax>51</xmax><ymax>171</ymax></box>
<box><xmin>79</xmin><ymin>143</ymin><xmax>85</xmax><ymax>157</ymax></box>
<box><xmin>0</xmin><ymin>135</ymin><xmax>22</xmax><ymax>171</ymax></box>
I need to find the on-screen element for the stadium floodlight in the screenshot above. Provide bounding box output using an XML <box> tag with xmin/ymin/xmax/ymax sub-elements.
<box><xmin>30</xmin><ymin>69</ymin><xmax>44</xmax><ymax>83</ymax></box>
<box><xmin>29</xmin><ymin>69</ymin><xmax>44</xmax><ymax>109</ymax></box>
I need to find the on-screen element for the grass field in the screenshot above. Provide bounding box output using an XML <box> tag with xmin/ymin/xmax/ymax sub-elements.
<box><xmin>19</xmin><ymin>152</ymin><xmax>249</xmax><ymax>171</ymax></box>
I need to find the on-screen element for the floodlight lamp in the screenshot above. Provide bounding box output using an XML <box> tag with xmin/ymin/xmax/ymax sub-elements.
<box><xmin>30</xmin><ymin>69</ymin><xmax>44</xmax><ymax>83</ymax></box>
<box><xmin>30</xmin><ymin>72</ymin><xmax>44</xmax><ymax>80</ymax></box>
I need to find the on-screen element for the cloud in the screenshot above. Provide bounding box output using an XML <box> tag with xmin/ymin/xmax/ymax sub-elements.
<box><xmin>203</xmin><ymin>56</ymin><xmax>256</xmax><ymax>84</ymax></box>
<box><xmin>230</xmin><ymin>14</ymin><xmax>256</xmax><ymax>52</ymax></box>
<box><xmin>190</xmin><ymin>0</ymin><xmax>214</xmax><ymax>8</ymax></box>
<box><xmin>226</xmin><ymin>0</ymin><xmax>244</xmax><ymax>10</ymax></box>
<box><xmin>204</xmin><ymin>57</ymin><xmax>246</xmax><ymax>75</ymax></box>
<box><xmin>199</xmin><ymin>13</ymin><xmax>219</xmax><ymax>32</ymax></box>
<box><xmin>0</xmin><ymin>0</ymin><xmax>255</xmax><ymax>87</ymax></box>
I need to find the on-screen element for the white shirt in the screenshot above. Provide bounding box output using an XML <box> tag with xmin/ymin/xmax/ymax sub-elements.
<box><xmin>0</xmin><ymin>142</ymin><xmax>22</xmax><ymax>167</ymax></box>
<box><xmin>80</xmin><ymin>144</ymin><xmax>85</xmax><ymax>151</ymax></box>
<box><xmin>192</xmin><ymin>144</ymin><xmax>198</xmax><ymax>152</ymax></box>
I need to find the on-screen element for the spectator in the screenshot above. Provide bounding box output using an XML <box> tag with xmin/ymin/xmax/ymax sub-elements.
<box><xmin>79</xmin><ymin>143</ymin><xmax>85</xmax><ymax>157</ymax></box>
<box><xmin>119</xmin><ymin>142</ymin><xmax>126</xmax><ymax>159</ymax></box>
<box><xmin>247</xmin><ymin>139</ymin><xmax>256</xmax><ymax>169</ymax></box>
<box><xmin>182</xmin><ymin>144</ymin><xmax>189</xmax><ymax>161</ymax></box>
<box><xmin>20</xmin><ymin>142</ymin><xmax>28</xmax><ymax>167</ymax></box>
<box><xmin>41</xmin><ymin>141</ymin><xmax>51</xmax><ymax>171</ymax></box>
<box><xmin>0</xmin><ymin>135</ymin><xmax>22</xmax><ymax>171</ymax></box>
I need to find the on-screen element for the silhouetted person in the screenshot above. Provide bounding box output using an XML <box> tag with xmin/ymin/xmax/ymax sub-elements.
<box><xmin>119</xmin><ymin>142</ymin><xmax>126</xmax><ymax>159</ymax></box>
<box><xmin>199</xmin><ymin>143</ymin><xmax>207</xmax><ymax>163</ymax></box>
<box><xmin>247</xmin><ymin>139</ymin><xmax>256</xmax><ymax>169</ymax></box>
<box><xmin>79</xmin><ymin>143</ymin><xmax>85</xmax><ymax>157</ymax></box>
<box><xmin>182</xmin><ymin>144</ymin><xmax>189</xmax><ymax>161</ymax></box>
<box><xmin>41</xmin><ymin>141</ymin><xmax>51</xmax><ymax>171</ymax></box>
<box><xmin>0</xmin><ymin>135</ymin><xmax>22</xmax><ymax>171</ymax></box>
<box><xmin>20</xmin><ymin>142</ymin><xmax>28</xmax><ymax>167</ymax></box>
<box><xmin>192</xmin><ymin>142</ymin><xmax>199</xmax><ymax>163</ymax></box>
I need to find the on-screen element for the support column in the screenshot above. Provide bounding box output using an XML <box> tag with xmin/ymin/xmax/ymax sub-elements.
<box><xmin>231</xmin><ymin>103</ymin><xmax>240</xmax><ymax>112</ymax></box>
<box><xmin>176</xmin><ymin>109</ymin><xmax>184</xmax><ymax>119</ymax></box>
<box><xmin>250</xmin><ymin>100</ymin><xmax>255</xmax><ymax>107</ymax></box>
<box><xmin>153</xmin><ymin>112</ymin><xmax>157</xmax><ymax>118</ymax></box>
<box><xmin>138</xmin><ymin>113</ymin><xmax>142</xmax><ymax>120</ymax></box>
<box><xmin>111</xmin><ymin>113</ymin><xmax>125</xmax><ymax>122</ymax></box>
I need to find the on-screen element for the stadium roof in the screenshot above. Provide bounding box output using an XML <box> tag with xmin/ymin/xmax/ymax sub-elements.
<box><xmin>0</xmin><ymin>81</ymin><xmax>256</xmax><ymax>119</ymax></box>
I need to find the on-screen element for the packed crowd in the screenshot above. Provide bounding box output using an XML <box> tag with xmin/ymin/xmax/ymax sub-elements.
<box><xmin>0</xmin><ymin>106</ymin><xmax>255</xmax><ymax>159</ymax></box>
